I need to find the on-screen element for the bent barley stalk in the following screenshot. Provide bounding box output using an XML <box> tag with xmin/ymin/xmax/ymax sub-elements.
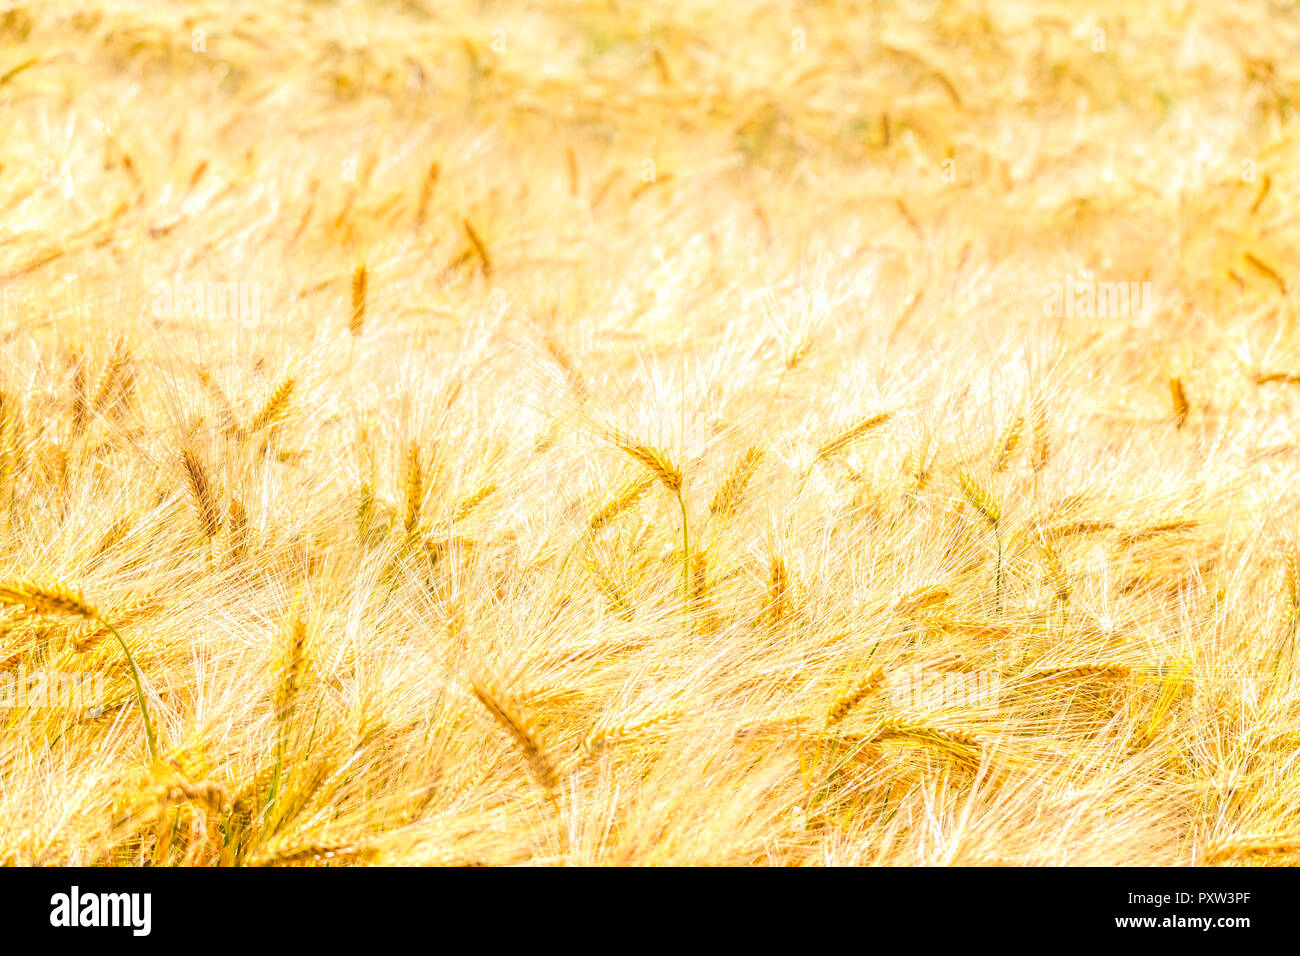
<box><xmin>0</xmin><ymin>582</ymin><xmax>157</xmax><ymax>761</ymax></box>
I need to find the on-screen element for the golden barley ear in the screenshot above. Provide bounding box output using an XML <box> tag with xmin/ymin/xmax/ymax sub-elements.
<box><xmin>895</xmin><ymin>584</ymin><xmax>949</xmax><ymax>614</ymax></box>
<box><xmin>709</xmin><ymin>444</ymin><xmax>764</xmax><ymax>519</ymax></box>
<box><xmin>404</xmin><ymin>440</ymin><xmax>423</xmax><ymax>535</ymax></box>
<box><xmin>470</xmin><ymin>679</ymin><xmax>558</xmax><ymax>794</ymax></box>
<box><xmin>766</xmin><ymin>555</ymin><xmax>790</xmax><ymax>624</ymax></box>
<box><xmin>463</xmin><ymin>218</ymin><xmax>492</xmax><ymax>276</ymax></box>
<box><xmin>785</xmin><ymin>334</ymin><xmax>815</xmax><ymax>370</ymax></box>
<box><xmin>1255</xmin><ymin>370</ymin><xmax>1300</xmax><ymax>386</ymax></box>
<box><xmin>993</xmin><ymin>414</ymin><xmax>1023</xmax><ymax>473</ymax></box>
<box><xmin>181</xmin><ymin>447</ymin><xmax>222</xmax><ymax>539</ymax></box>
<box><xmin>870</xmin><ymin>719</ymin><xmax>985</xmax><ymax>765</ymax></box>
<box><xmin>589</xmin><ymin>474</ymin><xmax>654</xmax><ymax>531</ymax></box>
<box><xmin>1035</xmin><ymin>531</ymin><xmax>1072</xmax><ymax>602</ymax></box>
<box><xmin>1116</xmin><ymin>518</ymin><xmax>1197</xmax><ymax>545</ymax></box>
<box><xmin>610</xmin><ymin>433</ymin><xmax>682</xmax><ymax>494</ymax></box>
<box><xmin>250</xmin><ymin>841</ymin><xmax>375</xmax><ymax>867</ymax></box>
<box><xmin>1205</xmin><ymin>832</ymin><xmax>1300</xmax><ymax>864</ymax></box>
<box><xmin>652</xmin><ymin>45</ymin><xmax>672</xmax><ymax>84</ymax></box>
<box><xmin>93</xmin><ymin>340</ymin><xmax>134</xmax><ymax>415</ymax></box>
<box><xmin>69</xmin><ymin>348</ymin><xmax>89</xmax><ymax>436</ymax></box>
<box><xmin>957</xmin><ymin>469</ymin><xmax>1001</xmax><ymax>528</ymax></box>
<box><xmin>583</xmin><ymin>710</ymin><xmax>678</xmax><ymax>760</ymax></box>
<box><xmin>543</xmin><ymin>336</ymin><xmax>590</xmax><ymax>402</ymax></box>
<box><xmin>248</xmin><ymin>376</ymin><xmax>295</xmax><ymax>435</ymax></box>
<box><xmin>274</xmin><ymin>611</ymin><xmax>309</xmax><ymax>724</ymax></box>
<box><xmin>1169</xmin><ymin>376</ymin><xmax>1189</xmax><ymax>429</ymax></box>
<box><xmin>1</xmin><ymin>579</ymin><xmax>157</xmax><ymax>759</ymax></box>
<box><xmin>1031</xmin><ymin>398</ymin><xmax>1049</xmax><ymax>472</ymax></box>
<box><xmin>1026</xmin><ymin>663</ymin><xmax>1130</xmax><ymax>681</ymax></box>
<box><xmin>586</xmin><ymin>548</ymin><xmax>634</xmax><ymax>620</ymax></box>
<box><xmin>159</xmin><ymin>778</ymin><xmax>231</xmax><ymax>814</ymax></box>
<box><xmin>415</xmin><ymin>159</ymin><xmax>440</xmax><ymax>226</ymax></box>
<box><xmin>227</xmin><ymin>497</ymin><xmax>249</xmax><ymax>562</ymax></box>
<box><xmin>454</xmin><ymin>483</ymin><xmax>497</xmax><ymax>522</ymax></box>
<box><xmin>904</xmin><ymin>439</ymin><xmax>936</xmax><ymax>491</ymax></box>
<box><xmin>0</xmin><ymin>581</ymin><xmax>97</xmax><ymax>618</ymax></box>
<box><xmin>356</xmin><ymin>477</ymin><xmax>376</xmax><ymax>539</ymax></box>
<box><xmin>350</xmin><ymin>264</ymin><xmax>367</xmax><ymax>336</ymax></box>
<box><xmin>826</xmin><ymin>665</ymin><xmax>885</xmax><ymax>725</ymax></box>
<box><xmin>566</xmin><ymin>145</ymin><xmax>580</xmax><ymax>196</ymax></box>
<box><xmin>1041</xmin><ymin>518</ymin><xmax>1114</xmax><ymax>540</ymax></box>
<box><xmin>688</xmin><ymin>548</ymin><xmax>716</xmax><ymax>633</ymax></box>
<box><xmin>690</xmin><ymin>549</ymin><xmax>708</xmax><ymax>602</ymax></box>
<box><xmin>815</xmin><ymin>412</ymin><xmax>892</xmax><ymax>462</ymax></box>
<box><xmin>198</xmin><ymin>366</ymin><xmax>244</xmax><ymax>438</ymax></box>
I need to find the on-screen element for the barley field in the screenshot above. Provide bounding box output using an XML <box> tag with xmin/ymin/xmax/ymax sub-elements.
<box><xmin>1</xmin><ymin>0</ymin><xmax>1298</xmax><ymax>866</ymax></box>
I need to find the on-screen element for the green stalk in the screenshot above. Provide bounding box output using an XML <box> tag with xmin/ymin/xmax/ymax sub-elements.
<box><xmin>995</xmin><ymin>532</ymin><xmax>1003</xmax><ymax>612</ymax></box>
<box><xmin>98</xmin><ymin>616</ymin><xmax>158</xmax><ymax>762</ymax></box>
